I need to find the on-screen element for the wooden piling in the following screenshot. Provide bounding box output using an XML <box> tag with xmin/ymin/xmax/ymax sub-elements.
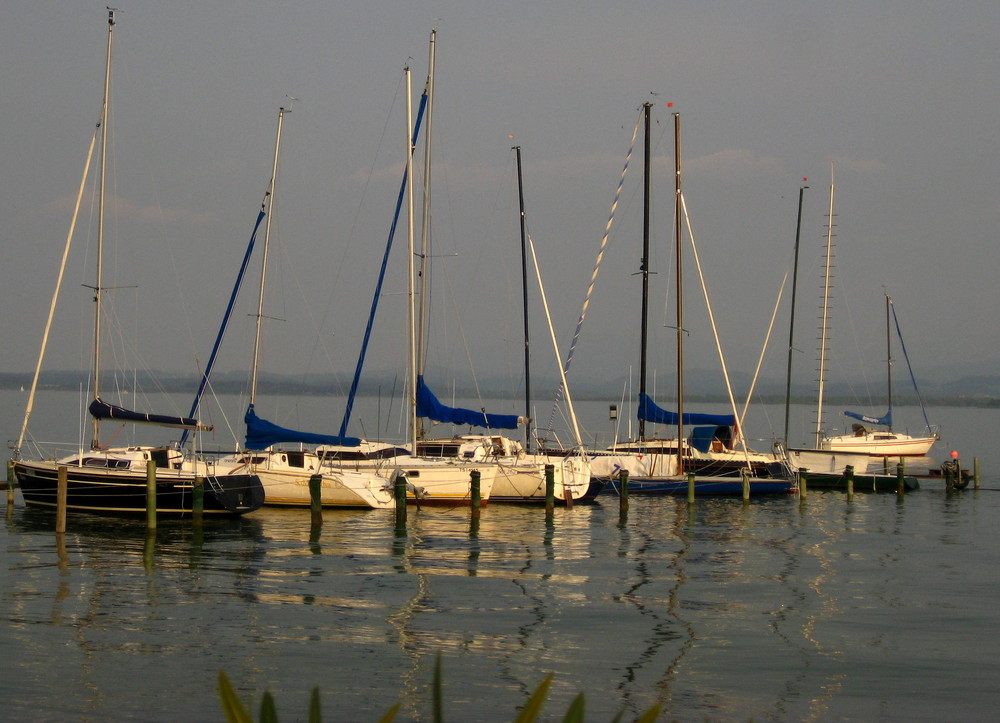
<box><xmin>741</xmin><ymin>469</ymin><xmax>750</xmax><ymax>502</ymax></box>
<box><xmin>394</xmin><ymin>471</ymin><xmax>407</xmax><ymax>528</ymax></box>
<box><xmin>687</xmin><ymin>472</ymin><xmax>695</xmax><ymax>505</ymax></box>
<box><xmin>845</xmin><ymin>464</ymin><xmax>854</xmax><ymax>499</ymax></box>
<box><xmin>192</xmin><ymin>477</ymin><xmax>204</xmax><ymax>526</ymax></box>
<box><xmin>896</xmin><ymin>462</ymin><xmax>906</xmax><ymax>495</ymax></box>
<box><xmin>545</xmin><ymin>464</ymin><xmax>555</xmax><ymax>516</ymax></box>
<box><xmin>6</xmin><ymin>460</ymin><xmax>14</xmax><ymax>507</ymax></box>
<box><xmin>974</xmin><ymin>458</ymin><xmax>981</xmax><ymax>490</ymax></box>
<box><xmin>618</xmin><ymin>470</ymin><xmax>629</xmax><ymax>521</ymax></box>
<box><xmin>799</xmin><ymin>469</ymin><xmax>808</xmax><ymax>501</ymax></box>
<box><xmin>309</xmin><ymin>474</ymin><xmax>323</xmax><ymax>526</ymax></box>
<box><xmin>56</xmin><ymin>465</ymin><xmax>68</xmax><ymax>534</ymax></box>
<box><xmin>146</xmin><ymin>460</ymin><xmax>157</xmax><ymax>531</ymax></box>
<box><xmin>470</xmin><ymin>470</ymin><xmax>481</xmax><ymax>520</ymax></box>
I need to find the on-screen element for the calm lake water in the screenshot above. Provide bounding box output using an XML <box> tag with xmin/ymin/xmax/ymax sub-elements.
<box><xmin>3</xmin><ymin>392</ymin><xmax>999</xmax><ymax>721</ymax></box>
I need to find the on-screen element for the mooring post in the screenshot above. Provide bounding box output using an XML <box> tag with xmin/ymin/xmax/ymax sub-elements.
<box><xmin>545</xmin><ymin>464</ymin><xmax>555</xmax><ymax>516</ymax></box>
<box><xmin>618</xmin><ymin>469</ymin><xmax>629</xmax><ymax>521</ymax></box>
<box><xmin>845</xmin><ymin>464</ymin><xmax>854</xmax><ymax>498</ymax></box>
<box><xmin>6</xmin><ymin>460</ymin><xmax>14</xmax><ymax>507</ymax></box>
<box><xmin>192</xmin><ymin>477</ymin><xmax>204</xmax><ymax>527</ymax></box>
<box><xmin>896</xmin><ymin>462</ymin><xmax>905</xmax><ymax>495</ymax></box>
<box><xmin>470</xmin><ymin>469</ymin><xmax>481</xmax><ymax>520</ymax></box>
<box><xmin>146</xmin><ymin>460</ymin><xmax>157</xmax><ymax>531</ymax></box>
<box><xmin>687</xmin><ymin>471</ymin><xmax>695</xmax><ymax>505</ymax></box>
<box><xmin>974</xmin><ymin>457</ymin><xmax>980</xmax><ymax>489</ymax></box>
<box><xmin>741</xmin><ymin>469</ymin><xmax>750</xmax><ymax>502</ymax></box>
<box><xmin>56</xmin><ymin>465</ymin><xmax>68</xmax><ymax>534</ymax></box>
<box><xmin>799</xmin><ymin>469</ymin><xmax>808</xmax><ymax>501</ymax></box>
<box><xmin>308</xmin><ymin>473</ymin><xmax>323</xmax><ymax>526</ymax></box>
<box><xmin>394</xmin><ymin>470</ymin><xmax>407</xmax><ymax>528</ymax></box>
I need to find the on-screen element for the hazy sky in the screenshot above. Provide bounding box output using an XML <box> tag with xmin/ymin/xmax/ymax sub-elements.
<box><xmin>3</xmin><ymin>1</ymin><xmax>999</xmax><ymax>405</ymax></box>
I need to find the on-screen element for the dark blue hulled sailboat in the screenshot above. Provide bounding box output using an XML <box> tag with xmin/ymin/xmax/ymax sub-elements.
<box><xmin>12</xmin><ymin>11</ymin><xmax>263</xmax><ymax>517</ymax></box>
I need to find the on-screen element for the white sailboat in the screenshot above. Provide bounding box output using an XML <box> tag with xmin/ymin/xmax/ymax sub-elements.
<box><xmin>222</xmin><ymin>106</ymin><xmax>395</xmax><ymax>510</ymax></box>
<box><xmin>822</xmin><ymin>295</ymin><xmax>938</xmax><ymax>456</ymax></box>
<box><xmin>321</xmin><ymin>55</ymin><xmax>499</xmax><ymax>505</ymax></box>
<box><xmin>787</xmin><ymin>170</ymin><xmax>936</xmax><ymax>474</ymax></box>
<box><xmin>12</xmin><ymin>11</ymin><xmax>263</xmax><ymax>516</ymax></box>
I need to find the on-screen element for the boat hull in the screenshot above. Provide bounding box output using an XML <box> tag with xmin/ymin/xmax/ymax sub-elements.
<box><xmin>13</xmin><ymin>460</ymin><xmax>263</xmax><ymax>516</ymax></box>
<box><xmin>823</xmin><ymin>434</ymin><xmax>937</xmax><ymax>456</ymax></box>
<box><xmin>489</xmin><ymin>456</ymin><xmax>605</xmax><ymax>503</ymax></box>
<box><xmin>604</xmin><ymin>475</ymin><xmax>796</xmax><ymax>496</ymax></box>
<box><xmin>801</xmin><ymin>471</ymin><xmax>920</xmax><ymax>492</ymax></box>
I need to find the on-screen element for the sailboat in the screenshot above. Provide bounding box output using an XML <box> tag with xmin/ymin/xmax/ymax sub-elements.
<box><xmin>603</xmin><ymin>104</ymin><xmax>793</xmax><ymax>495</ymax></box>
<box><xmin>319</xmin><ymin>55</ymin><xmax>499</xmax><ymax>505</ymax></box>
<box><xmin>821</xmin><ymin>294</ymin><xmax>938</xmax><ymax>455</ymax></box>
<box><xmin>11</xmin><ymin>11</ymin><xmax>264</xmax><ymax>516</ymax></box>
<box><xmin>405</xmin><ymin>146</ymin><xmax>599</xmax><ymax>504</ymax></box>
<box><xmin>218</xmin><ymin>107</ymin><xmax>395</xmax><ymax>510</ymax></box>
<box><xmin>786</xmin><ymin>170</ymin><xmax>935</xmax><ymax>482</ymax></box>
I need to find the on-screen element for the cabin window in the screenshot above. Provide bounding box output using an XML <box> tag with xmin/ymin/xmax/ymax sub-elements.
<box><xmin>286</xmin><ymin>451</ymin><xmax>305</xmax><ymax>468</ymax></box>
<box><xmin>77</xmin><ymin>457</ymin><xmax>131</xmax><ymax>469</ymax></box>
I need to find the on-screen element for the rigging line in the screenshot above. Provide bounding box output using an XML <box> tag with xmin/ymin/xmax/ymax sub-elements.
<box><xmin>890</xmin><ymin>299</ymin><xmax>934</xmax><ymax>434</ymax></box>
<box><xmin>17</xmin><ymin>127</ymin><xmax>100</xmax><ymax>452</ymax></box>
<box><xmin>561</xmin><ymin>110</ymin><xmax>642</xmax><ymax>376</ymax></box>
<box><xmin>680</xmin><ymin>192</ymin><xmax>749</xmax><ymax>459</ymax></box>
<box><xmin>543</xmin><ymin>108</ymin><xmax>643</xmax><ymax>434</ymax></box>
<box><xmin>308</xmin><ymin>73</ymin><xmax>410</xmax><ymax>377</ymax></box>
<box><xmin>739</xmin><ymin>271</ymin><xmax>788</xmax><ymax>433</ymax></box>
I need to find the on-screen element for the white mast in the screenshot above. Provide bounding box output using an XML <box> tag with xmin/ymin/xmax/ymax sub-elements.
<box><xmin>249</xmin><ymin>106</ymin><xmax>287</xmax><ymax>406</ymax></box>
<box><xmin>416</xmin><ymin>29</ymin><xmax>436</xmax><ymax>377</ymax></box>
<box><xmin>815</xmin><ymin>164</ymin><xmax>836</xmax><ymax>448</ymax></box>
<box><xmin>90</xmin><ymin>8</ymin><xmax>115</xmax><ymax>448</ymax></box>
<box><xmin>405</xmin><ymin>67</ymin><xmax>418</xmax><ymax>449</ymax></box>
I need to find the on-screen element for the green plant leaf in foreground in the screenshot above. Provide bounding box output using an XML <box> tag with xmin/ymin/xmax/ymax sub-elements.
<box><xmin>217</xmin><ymin>671</ymin><xmax>253</xmax><ymax>723</ymax></box>
<box><xmin>513</xmin><ymin>673</ymin><xmax>553</xmax><ymax>723</ymax></box>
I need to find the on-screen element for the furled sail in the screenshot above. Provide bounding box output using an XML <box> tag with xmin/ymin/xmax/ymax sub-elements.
<box><xmin>415</xmin><ymin>376</ymin><xmax>520</xmax><ymax>430</ymax></box>
<box><xmin>637</xmin><ymin>393</ymin><xmax>736</xmax><ymax>427</ymax></box>
<box><xmin>244</xmin><ymin>404</ymin><xmax>359</xmax><ymax>450</ymax></box>
<box><xmin>844</xmin><ymin>408</ymin><xmax>892</xmax><ymax>427</ymax></box>
<box><xmin>89</xmin><ymin>398</ymin><xmax>210</xmax><ymax>430</ymax></box>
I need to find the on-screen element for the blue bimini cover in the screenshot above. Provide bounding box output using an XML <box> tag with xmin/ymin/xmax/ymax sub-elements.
<box><xmin>637</xmin><ymin>393</ymin><xmax>736</xmax><ymax>427</ymax></box>
<box><xmin>244</xmin><ymin>404</ymin><xmax>360</xmax><ymax>450</ymax></box>
<box><xmin>415</xmin><ymin>376</ymin><xmax>520</xmax><ymax>430</ymax></box>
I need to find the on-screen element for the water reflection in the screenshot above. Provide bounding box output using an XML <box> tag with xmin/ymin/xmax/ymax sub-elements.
<box><xmin>3</xmin><ymin>485</ymin><xmax>1000</xmax><ymax>720</ymax></box>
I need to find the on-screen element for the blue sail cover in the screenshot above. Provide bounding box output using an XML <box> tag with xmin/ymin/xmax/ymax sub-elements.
<box><xmin>415</xmin><ymin>376</ymin><xmax>520</xmax><ymax>430</ymax></box>
<box><xmin>89</xmin><ymin>398</ymin><xmax>207</xmax><ymax>430</ymax></box>
<box><xmin>637</xmin><ymin>393</ymin><xmax>736</xmax><ymax>427</ymax></box>
<box><xmin>844</xmin><ymin>408</ymin><xmax>892</xmax><ymax>427</ymax></box>
<box><xmin>244</xmin><ymin>404</ymin><xmax>360</xmax><ymax>450</ymax></box>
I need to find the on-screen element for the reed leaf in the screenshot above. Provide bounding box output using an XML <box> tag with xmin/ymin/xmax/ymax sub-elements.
<box><xmin>259</xmin><ymin>692</ymin><xmax>277</xmax><ymax>723</ymax></box>
<box><xmin>561</xmin><ymin>692</ymin><xmax>585</xmax><ymax>722</ymax></box>
<box><xmin>217</xmin><ymin>671</ymin><xmax>253</xmax><ymax>723</ymax></box>
<box><xmin>513</xmin><ymin>673</ymin><xmax>553</xmax><ymax>723</ymax></box>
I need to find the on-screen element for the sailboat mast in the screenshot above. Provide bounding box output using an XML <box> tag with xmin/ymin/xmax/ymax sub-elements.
<box><xmin>673</xmin><ymin>111</ymin><xmax>684</xmax><ymax>472</ymax></box>
<box><xmin>783</xmin><ymin>184</ymin><xmax>808</xmax><ymax>447</ymax></box>
<box><xmin>638</xmin><ymin>102</ymin><xmax>651</xmax><ymax>441</ymax></box>
<box><xmin>249</xmin><ymin>106</ymin><xmax>287</xmax><ymax>406</ymax></box>
<box><xmin>405</xmin><ymin>67</ymin><xmax>419</xmax><ymax>448</ymax></box>
<box><xmin>885</xmin><ymin>293</ymin><xmax>893</xmax><ymax>430</ymax></box>
<box><xmin>815</xmin><ymin>165</ymin><xmax>836</xmax><ymax>448</ymax></box>
<box><xmin>514</xmin><ymin>146</ymin><xmax>532</xmax><ymax>452</ymax></box>
<box><xmin>416</xmin><ymin>30</ymin><xmax>436</xmax><ymax>378</ymax></box>
<box><xmin>91</xmin><ymin>8</ymin><xmax>115</xmax><ymax>448</ymax></box>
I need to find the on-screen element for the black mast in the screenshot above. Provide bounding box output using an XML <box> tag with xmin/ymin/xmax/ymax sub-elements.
<box><xmin>514</xmin><ymin>146</ymin><xmax>532</xmax><ymax>452</ymax></box>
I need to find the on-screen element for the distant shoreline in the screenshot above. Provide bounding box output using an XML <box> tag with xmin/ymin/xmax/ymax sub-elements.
<box><xmin>2</xmin><ymin>375</ymin><xmax>997</xmax><ymax>408</ymax></box>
